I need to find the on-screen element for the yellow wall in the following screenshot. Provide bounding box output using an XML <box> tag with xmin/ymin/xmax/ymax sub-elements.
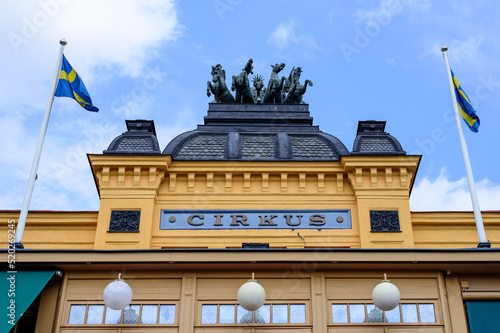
<box><xmin>0</xmin><ymin>211</ymin><xmax>97</xmax><ymax>249</ymax></box>
<box><xmin>412</xmin><ymin>211</ymin><xmax>500</xmax><ymax>248</ymax></box>
<box><xmin>3</xmin><ymin>153</ymin><xmax>499</xmax><ymax>250</ymax></box>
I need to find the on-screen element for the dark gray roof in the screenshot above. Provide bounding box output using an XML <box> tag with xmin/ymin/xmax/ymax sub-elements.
<box><xmin>102</xmin><ymin>109</ymin><xmax>406</xmax><ymax>160</ymax></box>
<box><xmin>163</xmin><ymin>103</ymin><xmax>350</xmax><ymax>161</ymax></box>
<box><xmin>176</xmin><ymin>134</ymin><xmax>226</xmax><ymax>160</ymax></box>
<box><xmin>291</xmin><ymin>135</ymin><xmax>336</xmax><ymax>159</ymax></box>
<box><xmin>351</xmin><ymin>121</ymin><xmax>406</xmax><ymax>155</ymax></box>
<box><xmin>104</xmin><ymin>120</ymin><xmax>161</xmax><ymax>155</ymax></box>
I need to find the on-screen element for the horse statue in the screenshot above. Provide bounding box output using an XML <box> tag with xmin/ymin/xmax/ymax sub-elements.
<box><xmin>231</xmin><ymin>59</ymin><xmax>255</xmax><ymax>103</ymax></box>
<box><xmin>283</xmin><ymin>67</ymin><xmax>313</xmax><ymax>104</ymax></box>
<box><xmin>251</xmin><ymin>74</ymin><xmax>266</xmax><ymax>103</ymax></box>
<box><xmin>281</xmin><ymin>70</ymin><xmax>292</xmax><ymax>102</ymax></box>
<box><xmin>207</xmin><ymin>64</ymin><xmax>235</xmax><ymax>103</ymax></box>
<box><xmin>263</xmin><ymin>63</ymin><xmax>286</xmax><ymax>103</ymax></box>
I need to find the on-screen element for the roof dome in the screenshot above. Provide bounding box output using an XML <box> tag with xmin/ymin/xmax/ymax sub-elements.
<box><xmin>103</xmin><ymin>120</ymin><xmax>160</xmax><ymax>155</ymax></box>
<box><xmin>103</xmin><ymin>107</ymin><xmax>406</xmax><ymax>159</ymax></box>
<box><xmin>351</xmin><ymin>121</ymin><xmax>406</xmax><ymax>155</ymax></box>
<box><xmin>162</xmin><ymin>104</ymin><xmax>350</xmax><ymax>161</ymax></box>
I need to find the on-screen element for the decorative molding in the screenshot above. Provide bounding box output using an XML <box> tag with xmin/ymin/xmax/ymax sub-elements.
<box><xmin>317</xmin><ymin>172</ymin><xmax>325</xmax><ymax>192</ymax></box>
<box><xmin>206</xmin><ymin>172</ymin><xmax>214</xmax><ymax>192</ymax></box>
<box><xmin>117</xmin><ymin>166</ymin><xmax>125</xmax><ymax>186</ymax></box>
<box><xmin>149</xmin><ymin>166</ymin><xmax>157</xmax><ymax>187</ymax></box>
<box><xmin>385</xmin><ymin>167</ymin><xmax>392</xmax><ymax>187</ymax></box>
<box><xmin>299</xmin><ymin>173</ymin><xmax>306</xmax><ymax>192</ymax></box>
<box><xmin>133</xmin><ymin>166</ymin><xmax>141</xmax><ymax>186</ymax></box>
<box><xmin>355</xmin><ymin>167</ymin><xmax>363</xmax><ymax>187</ymax></box>
<box><xmin>156</xmin><ymin>170</ymin><xmax>166</xmax><ymax>189</ymax></box>
<box><xmin>370</xmin><ymin>210</ymin><xmax>400</xmax><ymax>232</ymax></box>
<box><xmin>370</xmin><ymin>168</ymin><xmax>377</xmax><ymax>187</ymax></box>
<box><xmin>169</xmin><ymin>172</ymin><xmax>177</xmax><ymax>192</ymax></box>
<box><xmin>407</xmin><ymin>169</ymin><xmax>414</xmax><ymax>188</ymax></box>
<box><xmin>262</xmin><ymin>172</ymin><xmax>269</xmax><ymax>192</ymax></box>
<box><xmin>225</xmin><ymin>172</ymin><xmax>232</xmax><ymax>192</ymax></box>
<box><xmin>281</xmin><ymin>172</ymin><xmax>288</xmax><ymax>192</ymax></box>
<box><xmin>109</xmin><ymin>210</ymin><xmax>141</xmax><ymax>232</ymax></box>
<box><xmin>336</xmin><ymin>173</ymin><xmax>344</xmax><ymax>193</ymax></box>
<box><xmin>101</xmin><ymin>167</ymin><xmax>110</xmax><ymax>186</ymax></box>
<box><xmin>244</xmin><ymin>172</ymin><xmax>251</xmax><ymax>192</ymax></box>
<box><xmin>188</xmin><ymin>172</ymin><xmax>195</xmax><ymax>192</ymax></box>
<box><xmin>400</xmin><ymin>167</ymin><xmax>408</xmax><ymax>187</ymax></box>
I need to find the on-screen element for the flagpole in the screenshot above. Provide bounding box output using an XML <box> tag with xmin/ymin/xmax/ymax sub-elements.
<box><xmin>13</xmin><ymin>39</ymin><xmax>67</xmax><ymax>248</ymax></box>
<box><xmin>441</xmin><ymin>45</ymin><xmax>490</xmax><ymax>248</ymax></box>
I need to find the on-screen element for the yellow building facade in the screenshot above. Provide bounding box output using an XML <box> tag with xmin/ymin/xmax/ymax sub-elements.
<box><xmin>2</xmin><ymin>104</ymin><xmax>500</xmax><ymax>333</ymax></box>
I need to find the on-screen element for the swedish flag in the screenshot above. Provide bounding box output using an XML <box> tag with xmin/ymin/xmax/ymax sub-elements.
<box><xmin>55</xmin><ymin>55</ymin><xmax>99</xmax><ymax>112</ymax></box>
<box><xmin>452</xmin><ymin>70</ymin><xmax>479</xmax><ymax>132</ymax></box>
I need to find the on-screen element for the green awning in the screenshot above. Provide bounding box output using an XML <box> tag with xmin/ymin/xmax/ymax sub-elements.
<box><xmin>466</xmin><ymin>301</ymin><xmax>500</xmax><ymax>332</ymax></box>
<box><xmin>1</xmin><ymin>271</ymin><xmax>55</xmax><ymax>333</ymax></box>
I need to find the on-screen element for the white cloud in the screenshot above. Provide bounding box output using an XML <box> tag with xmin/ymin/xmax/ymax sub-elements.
<box><xmin>0</xmin><ymin>0</ymin><xmax>183</xmax><ymax>211</ymax></box>
<box><xmin>447</xmin><ymin>35</ymin><xmax>484</xmax><ymax>64</ymax></box>
<box><xmin>267</xmin><ymin>19</ymin><xmax>317</xmax><ymax>51</ymax></box>
<box><xmin>269</xmin><ymin>20</ymin><xmax>296</xmax><ymax>49</ymax></box>
<box><xmin>422</xmin><ymin>35</ymin><xmax>484</xmax><ymax>64</ymax></box>
<box><xmin>356</xmin><ymin>0</ymin><xmax>404</xmax><ymax>23</ymax></box>
<box><xmin>410</xmin><ymin>168</ymin><xmax>500</xmax><ymax>211</ymax></box>
<box><xmin>356</xmin><ymin>0</ymin><xmax>430</xmax><ymax>23</ymax></box>
<box><xmin>0</xmin><ymin>103</ymin><xmax>195</xmax><ymax>211</ymax></box>
<box><xmin>0</xmin><ymin>0</ymin><xmax>182</xmax><ymax>109</ymax></box>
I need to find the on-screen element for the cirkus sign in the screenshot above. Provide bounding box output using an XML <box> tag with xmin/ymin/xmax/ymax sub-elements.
<box><xmin>160</xmin><ymin>210</ymin><xmax>351</xmax><ymax>230</ymax></box>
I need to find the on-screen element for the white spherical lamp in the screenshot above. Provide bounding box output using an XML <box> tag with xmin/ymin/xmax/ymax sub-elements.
<box><xmin>103</xmin><ymin>273</ymin><xmax>133</xmax><ymax>310</ymax></box>
<box><xmin>372</xmin><ymin>274</ymin><xmax>400</xmax><ymax>311</ymax></box>
<box><xmin>237</xmin><ymin>273</ymin><xmax>266</xmax><ymax>311</ymax></box>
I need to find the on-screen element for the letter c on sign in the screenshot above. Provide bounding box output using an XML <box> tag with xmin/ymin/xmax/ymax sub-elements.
<box><xmin>187</xmin><ymin>214</ymin><xmax>204</xmax><ymax>226</ymax></box>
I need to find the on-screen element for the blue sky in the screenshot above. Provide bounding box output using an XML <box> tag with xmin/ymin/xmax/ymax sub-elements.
<box><xmin>1</xmin><ymin>0</ymin><xmax>499</xmax><ymax>212</ymax></box>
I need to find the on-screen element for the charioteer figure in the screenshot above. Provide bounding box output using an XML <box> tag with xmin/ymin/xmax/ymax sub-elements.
<box><xmin>232</xmin><ymin>59</ymin><xmax>255</xmax><ymax>103</ymax></box>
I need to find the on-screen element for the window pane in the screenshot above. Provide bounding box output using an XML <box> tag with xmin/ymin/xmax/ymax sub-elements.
<box><xmin>237</xmin><ymin>305</ymin><xmax>253</xmax><ymax>323</ymax></box>
<box><xmin>87</xmin><ymin>305</ymin><xmax>104</xmax><ymax>324</ymax></box>
<box><xmin>332</xmin><ymin>304</ymin><xmax>348</xmax><ymax>323</ymax></box>
<box><xmin>366</xmin><ymin>304</ymin><xmax>383</xmax><ymax>323</ymax></box>
<box><xmin>272</xmin><ymin>304</ymin><xmax>288</xmax><ymax>323</ymax></box>
<box><xmin>201</xmin><ymin>305</ymin><xmax>217</xmax><ymax>324</ymax></box>
<box><xmin>385</xmin><ymin>305</ymin><xmax>401</xmax><ymax>323</ymax></box>
<box><xmin>419</xmin><ymin>304</ymin><xmax>436</xmax><ymax>323</ymax></box>
<box><xmin>219</xmin><ymin>305</ymin><xmax>235</xmax><ymax>324</ymax></box>
<box><xmin>255</xmin><ymin>304</ymin><xmax>270</xmax><ymax>323</ymax></box>
<box><xmin>402</xmin><ymin>304</ymin><xmax>418</xmax><ymax>323</ymax></box>
<box><xmin>159</xmin><ymin>305</ymin><xmax>176</xmax><ymax>324</ymax></box>
<box><xmin>123</xmin><ymin>305</ymin><xmax>140</xmax><ymax>324</ymax></box>
<box><xmin>68</xmin><ymin>305</ymin><xmax>86</xmax><ymax>324</ymax></box>
<box><xmin>290</xmin><ymin>304</ymin><xmax>306</xmax><ymax>324</ymax></box>
<box><xmin>349</xmin><ymin>304</ymin><xmax>365</xmax><ymax>323</ymax></box>
<box><xmin>105</xmin><ymin>307</ymin><xmax>122</xmax><ymax>324</ymax></box>
<box><xmin>141</xmin><ymin>305</ymin><xmax>158</xmax><ymax>324</ymax></box>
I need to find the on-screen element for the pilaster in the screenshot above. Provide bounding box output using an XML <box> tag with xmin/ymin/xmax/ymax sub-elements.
<box><xmin>342</xmin><ymin>155</ymin><xmax>420</xmax><ymax>248</ymax></box>
<box><xmin>89</xmin><ymin>155</ymin><xmax>170</xmax><ymax>249</ymax></box>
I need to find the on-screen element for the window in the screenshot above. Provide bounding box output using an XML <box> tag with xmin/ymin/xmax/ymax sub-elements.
<box><xmin>67</xmin><ymin>304</ymin><xmax>176</xmax><ymax>325</ymax></box>
<box><xmin>200</xmin><ymin>303</ymin><xmax>307</xmax><ymax>325</ymax></box>
<box><xmin>332</xmin><ymin>302</ymin><xmax>436</xmax><ymax>324</ymax></box>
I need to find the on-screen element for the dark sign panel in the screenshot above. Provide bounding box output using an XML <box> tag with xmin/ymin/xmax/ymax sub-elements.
<box><xmin>160</xmin><ymin>210</ymin><xmax>351</xmax><ymax>230</ymax></box>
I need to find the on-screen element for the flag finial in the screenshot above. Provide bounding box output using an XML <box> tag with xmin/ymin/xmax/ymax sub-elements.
<box><xmin>441</xmin><ymin>45</ymin><xmax>448</xmax><ymax>52</ymax></box>
<box><xmin>60</xmin><ymin>38</ymin><xmax>67</xmax><ymax>46</ymax></box>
